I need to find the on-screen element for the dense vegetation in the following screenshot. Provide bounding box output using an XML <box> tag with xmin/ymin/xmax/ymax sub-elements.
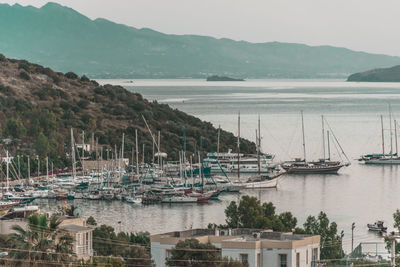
<box><xmin>209</xmin><ymin>196</ymin><xmax>345</xmax><ymax>260</ymax></box>
<box><xmin>86</xmin><ymin>217</ymin><xmax>152</xmax><ymax>266</ymax></box>
<box><xmin>1</xmin><ymin>3</ymin><xmax>400</xmax><ymax>79</ymax></box>
<box><xmin>347</xmin><ymin>65</ymin><xmax>400</xmax><ymax>82</ymax></box>
<box><xmin>0</xmin><ymin>213</ymin><xmax>74</xmax><ymax>266</ymax></box>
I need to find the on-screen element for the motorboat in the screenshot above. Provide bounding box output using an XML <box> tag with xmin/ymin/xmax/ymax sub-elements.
<box><xmin>161</xmin><ymin>195</ymin><xmax>197</xmax><ymax>203</ymax></box>
<box><xmin>126</xmin><ymin>196</ymin><xmax>142</xmax><ymax>204</ymax></box>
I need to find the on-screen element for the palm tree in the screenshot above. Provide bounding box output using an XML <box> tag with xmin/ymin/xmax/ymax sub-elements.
<box><xmin>9</xmin><ymin>213</ymin><xmax>74</xmax><ymax>266</ymax></box>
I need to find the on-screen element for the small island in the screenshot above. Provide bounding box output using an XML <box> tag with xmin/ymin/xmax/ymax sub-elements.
<box><xmin>206</xmin><ymin>75</ymin><xmax>245</xmax><ymax>82</ymax></box>
<box><xmin>347</xmin><ymin>65</ymin><xmax>400</xmax><ymax>82</ymax></box>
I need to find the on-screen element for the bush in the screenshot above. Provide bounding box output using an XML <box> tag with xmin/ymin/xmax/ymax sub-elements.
<box><xmin>0</xmin><ymin>54</ymin><xmax>6</xmax><ymax>62</ymax></box>
<box><xmin>80</xmin><ymin>75</ymin><xmax>90</xmax><ymax>82</ymax></box>
<box><xmin>18</xmin><ymin>61</ymin><xmax>30</xmax><ymax>72</ymax></box>
<box><xmin>19</xmin><ymin>71</ymin><xmax>30</xmax><ymax>81</ymax></box>
<box><xmin>77</xmin><ymin>99</ymin><xmax>89</xmax><ymax>109</ymax></box>
<box><xmin>65</xmin><ymin>72</ymin><xmax>78</xmax><ymax>79</ymax></box>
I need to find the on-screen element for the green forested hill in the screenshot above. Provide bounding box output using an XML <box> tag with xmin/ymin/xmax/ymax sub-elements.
<box><xmin>0</xmin><ymin>55</ymin><xmax>255</xmax><ymax>170</ymax></box>
<box><xmin>1</xmin><ymin>2</ymin><xmax>400</xmax><ymax>79</ymax></box>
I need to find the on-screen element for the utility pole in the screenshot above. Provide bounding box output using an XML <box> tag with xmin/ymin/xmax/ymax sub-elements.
<box><xmin>340</xmin><ymin>230</ymin><xmax>344</xmax><ymax>252</ymax></box>
<box><xmin>387</xmin><ymin>232</ymin><xmax>397</xmax><ymax>267</ymax></box>
<box><xmin>351</xmin><ymin>222</ymin><xmax>355</xmax><ymax>253</ymax></box>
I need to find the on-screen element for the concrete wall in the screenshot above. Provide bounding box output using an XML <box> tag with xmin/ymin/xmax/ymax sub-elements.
<box><xmin>151</xmin><ymin>242</ymin><xmax>174</xmax><ymax>267</ymax></box>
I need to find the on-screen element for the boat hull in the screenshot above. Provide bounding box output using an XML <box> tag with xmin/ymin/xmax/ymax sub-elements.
<box><xmin>283</xmin><ymin>165</ymin><xmax>343</xmax><ymax>174</ymax></box>
<box><xmin>364</xmin><ymin>159</ymin><xmax>400</xmax><ymax>165</ymax></box>
<box><xmin>244</xmin><ymin>177</ymin><xmax>279</xmax><ymax>189</ymax></box>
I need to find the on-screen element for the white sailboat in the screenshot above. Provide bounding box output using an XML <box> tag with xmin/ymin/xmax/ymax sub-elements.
<box><xmin>361</xmin><ymin>106</ymin><xmax>400</xmax><ymax>164</ymax></box>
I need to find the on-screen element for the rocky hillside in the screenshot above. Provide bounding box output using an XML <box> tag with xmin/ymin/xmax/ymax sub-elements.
<box><xmin>2</xmin><ymin>2</ymin><xmax>400</xmax><ymax>79</ymax></box>
<box><xmin>347</xmin><ymin>65</ymin><xmax>400</xmax><ymax>82</ymax></box>
<box><xmin>0</xmin><ymin>54</ymin><xmax>255</xmax><ymax>168</ymax></box>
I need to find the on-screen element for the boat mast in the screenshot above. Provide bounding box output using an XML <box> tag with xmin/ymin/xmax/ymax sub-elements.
<box><xmin>157</xmin><ymin>131</ymin><xmax>161</xmax><ymax>169</ymax></box>
<box><xmin>237</xmin><ymin>112</ymin><xmax>241</xmax><ymax>180</ymax></box>
<box><xmin>27</xmin><ymin>155</ymin><xmax>30</xmax><ymax>182</ymax></box>
<box><xmin>71</xmin><ymin>128</ymin><xmax>76</xmax><ymax>179</ymax></box>
<box><xmin>257</xmin><ymin>114</ymin><xmax>261</xmax><ymax>175</ymax></box>
<box><xmin>6</xmin><ymin>151</ymin><xmax>9</xmax><ymax>191</ymax></box>
<box><xmin>301</xmin><ymin>111</ymin><xmax>307</xmax><ymax>162</ymax></box>
<box><xmin>389</xmin><ymin>104</ymin><xmax>393</xmax><ymax>158</ymax></box>
<box><xmin>190</xmin><ymin>156</ymin><xmax>194</xmax><ymax>187</ymax></box>
<box><xmin>183</xmin><ymin>127</ymin><xmax>186</xmax><ymax>162</ymax></box>
<box><xmin>327</xmin><ymin>130</ymin><xmax>331</xmax><ymax>160</ymax></box>
<box><xmin>381</xmin><ymin>115</ymin><xmax>385</xmax><ymax>155</ymax></box>
<box><xmin>395</xmin><ymin>119</ymin><xmax>398</xmax><ymax>156</ymax></box>
<box><xmin>82</xmin><ymin>131</ymin><xmax>85</xmax><ymax>174</ymax></box>
<box><xmin>142</xmin><ymin>144</ymin><xmax>145</xmax><ymax>163</ymax></box>
<box><xmin>217</xmin><ymin>125</ymin><xmax>221</xmax><ymax>154</ymax></box>
<box><xmin>322</xmin><ymin>115</ymin><xmax>326</xmax><ymax>160</ymax></box>
<box><xmin>135</xmin><ymin>129</ymin><xmax>139</xmax><ymax>175</ymax></box>
<box><xmin>198</xmin><ymin>151</ymin><xmax>202</xmax><ymax>192</ymax></box>
<box><xmin>121</xmin><ymin>133</ymin><xmax>125</xmax><ymax>172</ymax></box>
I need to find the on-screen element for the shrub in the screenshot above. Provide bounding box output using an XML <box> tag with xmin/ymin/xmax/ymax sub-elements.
<box><xmin>19</xmin><ymin>71</ymin><xmax>30</xmax><ymax>81</ymax></box>
<box><xmin>0</xmin><ymin>54</ymin><xmax>6</xmax><ymax>62</ymax></box>
<box><xmin>18</xmin><ymin>61</ymin><xmax>30</xmax><ymax>72</ymax></box>
<box><xmin>65</xmin><ymin>72</ymin><xmax>78</xmax><ymax>79</ymax></box>
<box><xmin>80</xmin><ymin>75</ymin><xmax>90</xmax><ymax>82</ymax></box>
<box><xmin>77</xmin><ymin>99</ymin><xmax>89</xmax><ymax>109</ymax></box>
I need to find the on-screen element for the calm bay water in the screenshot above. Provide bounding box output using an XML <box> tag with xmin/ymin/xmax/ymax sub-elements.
<box><xmin>38</xmin><ymin>79</ymin><xmax>400</xmax><ymax>252</ymax></box>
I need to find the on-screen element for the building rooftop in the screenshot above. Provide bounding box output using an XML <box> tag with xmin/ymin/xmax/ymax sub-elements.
<box><xmin>151</xmin><ymin>228</ymin><xmax>320</xmax><ymax>249</ymax></box>
<box><xmin>60</xmin><ymin>224</ymin><xmax>93</xmax><ymax>233</ymax></box>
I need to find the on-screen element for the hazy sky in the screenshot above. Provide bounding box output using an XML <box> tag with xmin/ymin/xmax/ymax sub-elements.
<box><xmin>3</xmin><ymin>0</ymin><xmax>400</xmax><ymax>56</ymax></box>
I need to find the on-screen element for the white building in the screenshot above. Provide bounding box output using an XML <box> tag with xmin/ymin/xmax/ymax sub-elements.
<box><xmin>151</xmin><ymin>228</ymin><xmax>320</xmax><ymax>267</ymax></box>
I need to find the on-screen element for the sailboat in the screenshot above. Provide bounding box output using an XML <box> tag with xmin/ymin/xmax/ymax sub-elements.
<box><xmin>360</xmin><ymin>108</ymin><xmax>400</xmax><ymax>164</ymax></box>
<box><xmin>243</xmin><ymin>115</ymin><xmax>286</xmax><ymax>188</ymax></box>
<box><xmin>282</xmin><ymin>112</ymin><xmax>350</xmax><ymax>174</ymax></box>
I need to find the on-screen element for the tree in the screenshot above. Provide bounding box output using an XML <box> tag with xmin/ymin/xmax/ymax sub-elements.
<box><xmin>4</xmin><ymin>118</ymin><xmax>26</xmax><ymax>138</ymax></box>
<box><xmin>225</xmin><ymin>201</ymin><xmax>239</xmax><ymax>228</ymax></box>
<box><xmin>87</xmin><ymin>216</ymin><xmax>97</xmax><ymax>226</ymax></box>
<box><xmin>166</xmin><ymin>239</ymin><xmax>247</xmax><ymax>267</ymax></box>
<box><xmin>92</xmin><ymin>224</ymin><xmax>152</xmax><ymax>266</ymax></box>
<box><xmin>303</xmin><ymin>212</ymin><xmax>344</xmax><ymax>260</ymax></box>
<box><xmin>34</xmin><ymin>132</ymin><xmax>50</xmax><ymax>157</ymax></box>
<box><xmin>385</xmin><ymin>210</ymin><xmax>400</xmax><ymax>259</ymax></box>
<box><xmin>224</xmin><ymin>196</ymin><xmax>298</xmax><ymax>231</ymax></box>
<box><xmin>9</xmin><ymin>213</ymin><xmax>74</xmax><ymax>265</ymax></box>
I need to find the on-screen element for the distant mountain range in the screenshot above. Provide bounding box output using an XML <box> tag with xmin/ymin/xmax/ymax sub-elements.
<box><xmin>2</xmin><ymin>2</ymin><xmax>400</xmax><ymax>79</ymax></box>
<box><xmin>347</xmin><ymin>65</ymin><xmax>400</xmax><ymax>82</ymax></box>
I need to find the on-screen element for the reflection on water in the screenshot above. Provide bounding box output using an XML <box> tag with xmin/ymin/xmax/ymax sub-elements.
<box><xmin>38</xmin><ymin>79</ymin><xmax>400</xmax><ymax>252</ymax></box>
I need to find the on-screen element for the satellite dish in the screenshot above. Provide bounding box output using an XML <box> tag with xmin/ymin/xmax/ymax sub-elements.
<box><xmin>73</xmin><ymin>208</ymin><xmax>82</xmax><ymax>217</ymax></box>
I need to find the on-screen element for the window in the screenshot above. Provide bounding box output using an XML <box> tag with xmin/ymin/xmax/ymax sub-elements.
<box><xmin>296</xmin><ymin>252</ymin><xmax>300</xmax><ymax>267</ymax></box>
<box><xmin>240</xmin><ymin>254</ymin><xmax>248</xmax><ymax>264</ymax></box>
<box><xmin>279</xmin><ymin>254</ymin><xmax>287</xmax><ymax>267</ymax></box>
<box><xmin>306</xmin><ymin>249</ymin><xmax>308</xmax><ymax>264</ymax></box>
<box><xmin>166</xmin><ymin>249</ymin><xmax>173</xmax><ymax>259</ymax></box>
<box><xmin>312</xmin><ymin>248</ymin><xmax>318</xmax><ymax>267</ymax></box>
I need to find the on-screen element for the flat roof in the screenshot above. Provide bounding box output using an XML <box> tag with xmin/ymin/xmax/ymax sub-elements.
<box><xmin>60</xmin><ymin>224</ymin><xmax>93</xmax><ymax>233</ymax></box>
<box><xmin>151</xmin><ymin>228</ymin><xmax>320</xmax><ymax>249</ymax></box>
